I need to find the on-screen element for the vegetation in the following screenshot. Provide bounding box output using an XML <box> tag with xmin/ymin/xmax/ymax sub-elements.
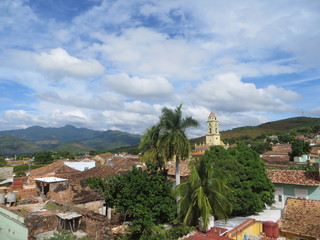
<box><xmin>174</xmin><ymin>157</ymin><xmax>231</xmax><ymax>230</ymax></box>
<box><xmin>119</xmin><ymin>225</ymin><xmax>195</xmax><ymax>240</ymax></box>
<box><xmin>13</xmin><ymin>164</ymin><xmax>44</xmax><ymax>173</ymax></box>
<box><xmin>288</xmin><ymin>139</ymin><xmax>311</xmax><ymax>161</ymax></box>
<box><xmin>286</xmin><ymin>164</ymin><xmax>318</xmax><ymax>171</ymax></box>
<box><xmin>0</xmin><ymin>154</ymin><xmax>7</xmax><ymax>167</ymax></box>
<box><xmin>33</xmin><ymin>151</ymin><xmax>54</xmax><ymax>164</ymax></box>
<box><xmin>140</xmin><ymin>104</ymin><xmax>199</xmax><ymax>185</ymax></box>
<box><xmin>0</xmin><ymin>125</ymin><xmax>141</xmax><ymax>155</ymax></box>
<box><xmin>86</xmin><ymin>164</ymin><xmax>176</xmax><ymax>239</ymax></box>
<box><xmin>205</xmin><ymin>144</ymin><xmax>274</xmax><ymax>216</ymax></box>
<box><xmin>15</xmin><ymin>170</ymin><xmax>26</xmax><ymax>177</ymax></box>
<box><xmin>45</xmin><ymin>230</ymin><xmax>91</xmax><ymax>240</ymax></box>
<box><xmin>44</xmin><ymin>202</ymin><xmax>60</xmax><ymax>211</ymax></box>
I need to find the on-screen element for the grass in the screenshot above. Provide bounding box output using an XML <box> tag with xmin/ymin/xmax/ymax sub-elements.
<box><xmin>45</xmin><ymin>202</ymin><xmax>60</xmax><ymax>211</ymax></box>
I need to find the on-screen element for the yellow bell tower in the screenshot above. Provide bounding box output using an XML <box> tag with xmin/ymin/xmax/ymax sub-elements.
<box><xmin>206</xmin><ymin>112</ymin><xmax>221</xmax><ymax>146</ymax></box>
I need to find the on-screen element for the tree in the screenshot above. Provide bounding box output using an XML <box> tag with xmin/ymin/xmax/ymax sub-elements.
<box><xmin>33</xmin><ymin>151</ymin><xmax>54</xmax><ymax>164</ymax></box>
<box><xmin>288</xmin><ymin>139</ymin><xmax>311</xmax><ymax>161</ymax></box>
<box><xmin>139</xmin><ymin>124</ymin><xmax>164</xmax><ymax>167</ymax></box>
<box><xmin>159</xmin><ymin>104</ymin><xmax>199</xmax><ymax>185</ymax></box>
<box><xmin>250</xmin><ymin>142</ymin><xmax>272</xmax><ymax>154</ymax></box>
<box><xmin>45</xmin><ymin>230</ymin><xmax>91</xmax><ymax>240</ymax></box>
<box><xmin>0</xmin><ymin>155</ymin><xmax>7</xmax><ymax>167</ymax></box>
<box><xmin>86</xmin><ymin>164</ymin><xmax>176</xmax><ymax>239</ymax></box>
<box><xmin>205</xmin><ymin>144</ymin><xmax>274</xmax><ymax>216</ymax></box>
<box><xmin>139</xmin><ymin>104</ymin><xmax>199</xmax><ymax>186</ymax></box>
<box><xmin>174</xmin><ymin>157</ymin><xmax>231</xmax><ymax>230</ymax></box>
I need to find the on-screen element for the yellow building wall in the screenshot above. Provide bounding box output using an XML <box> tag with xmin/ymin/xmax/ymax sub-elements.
<box><xmin>228</xmin><ymin>221</ymin><xmax>263</xmax><ymax>240</ymax></box>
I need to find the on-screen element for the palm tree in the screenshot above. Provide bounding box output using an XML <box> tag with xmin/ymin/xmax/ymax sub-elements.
<box><xmin>174</xmin><ymin>157</ymin><xmax>231</xmax><ymax>231</ymax></box>
<box><xmin>159</xmin><ymin>104</ymin><xmax>199</xmax><ymax>185</ymax></box>
<box><xmin>139</xmin><ymin>123</ymin><xmax>165</xmax><ymax>167</ymax></box>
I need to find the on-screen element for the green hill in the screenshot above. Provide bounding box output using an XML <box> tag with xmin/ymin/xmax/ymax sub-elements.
<box><xmin>0</xmin><ymin>136</ymin><xmax>42</xmax><ymax>155</ymax></box>
<box><xmin>54</xmin><ymin>142</ymin><xmax>97</xmax><ymax>153</ymax></box>
<box><xmin>191</xmin><ymin>117</ymin><xmax>320</xmax><ymax>144</ymax></box>
<box><xmin>0</xmin><ymin>125</ymin><xmax>141</xmax><ymax>155</ymax></box>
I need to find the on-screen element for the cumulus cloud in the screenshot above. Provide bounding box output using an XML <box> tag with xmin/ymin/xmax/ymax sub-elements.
<box><xmin>34</xmin><ymin>48</ymin><xmax>104</xmax><ymax>79</ymax></box>
<box><xmin>103</xmin><ymin>73</ymin><xmax>174</xmax><ymax>100</ymax></box>
<box><xmin>190</xmin><ymin>73</ymin><xmax>298</xmax><ymax>113</ymax></box>
<box><xmin>94</xmin><ymin>27</ymin><xmax>208</xmax><ymax>78</ymax></box>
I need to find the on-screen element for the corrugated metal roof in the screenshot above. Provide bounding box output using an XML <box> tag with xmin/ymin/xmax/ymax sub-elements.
<box><xmin>57</xmin><ymin>211</ymin><xmax>82</xmax><ymax>219</ymax></box>
<box><xmin>64</xmin><ymin>161</ymin><xmax>95</xmax><ymax>171</ymax></box>
<box><xmin>34</xmin><ymin>177</ymin><xmax>68</xmax><ymax>183</ymax></box>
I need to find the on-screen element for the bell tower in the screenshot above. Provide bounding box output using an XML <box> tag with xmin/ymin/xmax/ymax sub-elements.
<box><xmin>206</xmin><ymin>112</ymin><xmax>221</xmax><ymax>146</ymax></box>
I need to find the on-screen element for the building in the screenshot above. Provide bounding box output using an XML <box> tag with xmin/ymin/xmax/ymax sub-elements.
<box><xmin>192</xmin><ymin>112</ymin><xmax>222</xmax><ymax>157</ymax></box>
<box><xmin>278</xmin><ymin>198</ymin><xmax>320</xmax><ymax>239</ymax></box>
<box><xmin>267</xmin><ymin>170</ymin><xmax>320</xmax><ymax>208</ymax></box>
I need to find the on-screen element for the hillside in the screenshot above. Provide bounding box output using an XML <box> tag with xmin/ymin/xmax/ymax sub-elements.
<box><xmin>0</xmin><ymin>136</ymin><xmax>42</xmax><ymax>155</ymax></box>
<box><xmin>0</xmin><ymin>125</ymin><xmax>141</xmax><ymax>155</ymax></box>
<box><xmin>194</xmin><ymin>116</ymin><xmax>320</xmax><ymax>143</ymax></box>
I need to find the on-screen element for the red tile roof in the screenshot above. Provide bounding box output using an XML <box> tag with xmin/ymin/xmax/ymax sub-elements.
<box><xmin>266</xmin><ymin>170</ymin><xmax>320</xmax><ymax>186</ymax></box>
<box><xmin>166</xmin><ymin>161</ymin><xmax>191</xmax><ymax>177</ymax></box>
<box><xmin>183</xmin><ymin>227</ymin><xmax>231</xmax><ymax>240</ymax></box>
<box><xmin>279</xmin><ymin>198</ymin><xmax>320</xmax><ymax>238</ymax></box>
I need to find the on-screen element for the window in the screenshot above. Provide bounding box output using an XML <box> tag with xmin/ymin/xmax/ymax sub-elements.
<box><xmin>295</xmin><ymin>188</ymin><xmax>308</xmax><ymax>199</ymax></box>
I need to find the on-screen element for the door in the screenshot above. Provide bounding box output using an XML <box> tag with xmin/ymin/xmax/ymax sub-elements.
<box><xmin>274</xmin><ymin>187</ymin><xmax>284</xmax><ymax>208</ymax></box>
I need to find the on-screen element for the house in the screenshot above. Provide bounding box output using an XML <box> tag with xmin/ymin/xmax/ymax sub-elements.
<box><xmin>165</xmin><ymin>160</ymin><xmax>190</xmax><ymax>182</ymax></box>
<box><xmin>261</xmin><ymin>144</ymin><xmax>291</xmax><ymax>167</ymax></box>
<box><xmin>267</xmin><ymin>170</ymin><xmax>320</xmax><ymax>208</ymax></box>
<box><xmin>278</xmin><ymin>198</ymin><xmax>320</xmax><ymax>239</ymax></box>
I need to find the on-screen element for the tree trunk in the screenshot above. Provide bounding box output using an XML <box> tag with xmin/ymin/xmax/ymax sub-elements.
<box><xmin>175</xmin><ymin>155</ymin><xmax>180</xmax><ymax>186</ymax></box>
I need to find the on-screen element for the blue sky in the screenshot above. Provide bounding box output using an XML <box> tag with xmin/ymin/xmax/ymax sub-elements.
<box><xmin>0</xmin><ymin>0</ymin><xmax>319</xmax><ymax>137</ymax></box>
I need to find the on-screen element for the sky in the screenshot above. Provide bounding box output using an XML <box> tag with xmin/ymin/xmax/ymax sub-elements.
<box><xmin>0</xmin><ymin>0</ymin><xmax>319</xmax><ymax>138</ymax></box>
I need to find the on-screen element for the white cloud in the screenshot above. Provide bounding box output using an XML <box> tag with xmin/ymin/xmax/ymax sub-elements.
<box><xmin>190</xmin><ymin>73</ymin><xmax>298</xmax><ymax>113</ymax></box>
<box><xmin>34</xmin><ymin>48</ymin><xmax>104</xmax><ymax>79</ymax></box>
<box><xmin>265</xmin><ymin>85</ymin><xmax>301</xmax><ymax>102</ymax></box>
<box><xmin>103</xmin><ymin>73</ymin><xmax>174</xmax><ymax>100</ymax></box>
<box><xmin>94</xmin><ymin>27</ymin><xmax>208</xmax><ymax>78</ymax></box>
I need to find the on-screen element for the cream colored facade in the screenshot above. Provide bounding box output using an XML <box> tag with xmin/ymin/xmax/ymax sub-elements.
<box><xmin>205</xmin><ymin>112</ymin><xmax>221</xmax><ymax>146</ymax></box>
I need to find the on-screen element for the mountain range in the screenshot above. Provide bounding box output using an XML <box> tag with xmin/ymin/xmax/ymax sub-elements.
<box><xmin>0</xmin><ymin>125</ymin><xmax>141</xmax><ymax>155</ymax></box>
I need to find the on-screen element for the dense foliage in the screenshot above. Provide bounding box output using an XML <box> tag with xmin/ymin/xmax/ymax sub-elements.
<box><xmin>174</xmin><ymin>157</ymin><xmax>231</xmax><ymax>230</ymax></box>
<box><xmin>45</xmin><ymin>230</ymin><xmax>91</xmax><ymax>240</ymax></box>
<box><xmin>140</xmin><ymin>104</ymin><xmax>199</xmax><ymax>185</ymax></box>
<box><xmin>0</xmin><ymin>155</ymin><xmax>7</xmax><ymax>167</ymax></box>
<box><xmin>33</xmin><ymin>151</ymin><xmax>54</xmax><ymax>164</ymax></box>
<box><xmin>86</xmin><ymin>164</ymin><xmax>176</xmax><ymax>239</ymax></box>
<box><xmin>288</xmin><ymin>139</ymin><xmax>311</xmax><ymax>161</ymax></box>
<box><xmin>204</xmin><ymin>144</ymin><xmax>274</xmax><ymax>216</ymax></box>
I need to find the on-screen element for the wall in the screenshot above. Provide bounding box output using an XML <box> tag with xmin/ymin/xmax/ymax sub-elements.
<box><xmin>0</xmin><ymin>206</ymin><xmax>28</xmax><ymax>240</ymax></box>
<box><xmin>227</xmin><ymin>220</ymin><xmax>263</xmax><ymax>240</ymax></box>
<box><xmin>0</xmin><ymin>167</ymin><xmax>13</xmax><ymax>179</ymax></box>
<box><xmin>75</xmin><ymin>200</ymin><xmax>105</xmax><ymax>214</ymax></box>
<box><xmin>25</xmin><ymin>212</ymin><xmax>58</xmax><ymax>239</ymax></box>
<box><xmin>275</xmin><ymin>183</ymin><xmax>320</xmax><ymax>204</ymax></box>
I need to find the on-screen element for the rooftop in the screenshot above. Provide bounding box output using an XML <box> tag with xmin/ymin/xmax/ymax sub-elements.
<box><xmin>34</xmin><ymin>177</ymin><xmax>68</xmax><ymax>183</ymax></box>
<box><xmin>266</xmin><ymin>170</ymin><xmax>320</xmax><ymax>186</ymax></box>
<box><xmin>279</xmin><ymin>198</ymin><xmax>320</xmax><ymax>238</ymax></box>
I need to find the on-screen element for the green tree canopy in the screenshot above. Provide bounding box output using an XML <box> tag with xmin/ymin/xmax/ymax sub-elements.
<box><xmin>33</xmin><ymin>151</ymin><xmax>54</xmax><ymax>164</ymax></box>
<box><xmin>86</xmin><ymin>164</ymin><xmax>176</xmax><ymax>239</ymax></box>
<box><xmin>288</xmin><ymin>139</ymin><xmax>311</xmax><ymax>161</ymax></box>
<box><xmin>204</xmin><ymin>144</ymin><xmax>274</xmax><ymax>216</ymax></box>
<box><xmin>174</xmin><ymin>157</ymin><xmax>231</xmax><ymax>230</ymax></box>
<box><xmin>139</xmin><ymin>104</ymin><xmax>199</xmax><ymax>185</ymax></box>
<box><xmin>0</xmin><ymin>155</ymin><xmax>7</xmax><ymax>167</ymax></box>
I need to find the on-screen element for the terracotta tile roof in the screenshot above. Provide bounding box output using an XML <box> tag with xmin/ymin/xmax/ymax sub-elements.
<box><xmin>166</xmin><ymin>161</ymin><xmax>191</xmax><ymax>177</ymax></box>
<box><xmin>279</xmin><ymin>198</ymin><xmax>320</xmax><ymax>238</ymax></box>
<box><xmin>261</xmin><ymin>155</ymin><xmax>289</xmax><ymax>166</ymax></box>
<box><xmin>266</xmin><ymin>170</ymin><xmax>320</xmax><ymax>186</ymax></box>
<box><xmin>62</xmin><ymin>165</ymin><xmax>123</xmax><ymax>183</ymax></box>
<box><xmin>311</xmin><ymin>146</ymin><xmax>320</xmax><ymax>155</ymax></box>
<box><xmin>182</xmin><ymin>227</ymin><xmax>231</xmax><ymax>240</ymax></box>
<box><xmin>110</xmin><ymin>157</ymin><xmax>140</xmax><ymax>167</ymax></box>
<box><xmin>29</xmin><ymin>160</ymin><xmax>80</xmax><ymax>177</ymax></box>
